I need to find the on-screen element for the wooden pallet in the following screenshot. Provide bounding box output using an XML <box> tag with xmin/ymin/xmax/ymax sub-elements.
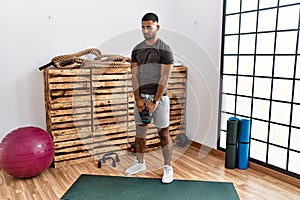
<box><xmin>44</xmin><ymin>69</ymin><xmax>93</xmax><ymax>167</ymax></box>
<box><xmin>44</xmin><ymin>66</ymin><xmax>187</xmax><ymax>167</ymax></box>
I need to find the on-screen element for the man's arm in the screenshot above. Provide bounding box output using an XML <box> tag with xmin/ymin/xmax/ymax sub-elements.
<box><xmin>147</xmin><ymin>63</ymin><xmax>173</xmax><ymax>112</ymax></box>
<box><xmin>131</xmin><ymin>62</ymin><xmax>145</xmax><ymax>112</ymax></box>
<box><xmin>155</xmin><ymin>63</ymin><xmax>173</xmax><ymax>101</ymax></box>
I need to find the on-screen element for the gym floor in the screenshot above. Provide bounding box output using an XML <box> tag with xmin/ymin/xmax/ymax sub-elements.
<box><xmin>0</xmin><ymin>144</ymin><xmax>299</xmax><ymax>200</ymax></box>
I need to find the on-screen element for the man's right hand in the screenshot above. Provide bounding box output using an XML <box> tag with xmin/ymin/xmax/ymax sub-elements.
<box><xmin>136</xmin><ymin>98</ymin><xmax>146</xmax><ymax>112</ymax></box>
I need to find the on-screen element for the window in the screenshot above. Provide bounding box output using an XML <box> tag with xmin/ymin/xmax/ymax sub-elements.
<box><xmin>219</xmin><ymin>0</ymin><xmax>300</xmax><ymax>178</ymax></box>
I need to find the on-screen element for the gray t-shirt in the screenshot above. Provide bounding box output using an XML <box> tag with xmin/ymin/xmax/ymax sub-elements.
<box><xmin>131</xmin><ymin>38</ymin><xmax>174</xmax><ymax>94</ymax></box>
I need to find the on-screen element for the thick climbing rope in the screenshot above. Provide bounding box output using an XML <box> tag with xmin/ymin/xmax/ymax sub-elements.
<box><xmin>39</xmin><ymin>48</ymin><xmax>130</xmax><ymax>70</ymax></box>
<box><xmin>39</xmin><ymin>48</ymin><xmax>101</xmax><ymax>70</ymax></box>
<box><xmin>83</xmin><ymin>54</ymin><xmax>131</xmax><ymax>68</ymax></box>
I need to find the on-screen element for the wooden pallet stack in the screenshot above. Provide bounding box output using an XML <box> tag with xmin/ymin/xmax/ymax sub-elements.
<box><xmin>44</xmin><ymin>69</ymin><xmax>94</xmax><ymax>167</ymax></box>
<box><xmin>44</xmin><ymin>66</ymin><xmax>187</xmax><ymax>167</ymax></box>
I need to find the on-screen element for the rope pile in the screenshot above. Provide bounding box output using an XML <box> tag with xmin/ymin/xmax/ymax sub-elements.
<box><xmin>83</xmin><ymin>54</ymin><xmax>130</xmax><ymax>68</ymax></box>
<box><xmin>39</xmin><ymin>48</ymin><xmax>130</xmax><ymax>70</ymax></box>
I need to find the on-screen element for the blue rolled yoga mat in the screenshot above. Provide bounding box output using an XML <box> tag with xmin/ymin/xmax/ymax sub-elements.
<box><xmin>237</xmin><ymin>119</ymin><xmax>251</xmax><ymax>169</ymax></box>
<box><xmin>238</xmin><ymin>119</ymin><xmax>251</xmax><ymax>143</ymax></box>
<box><xmin>237</xmin><ymin>142</ymin><xmax>249</xmax><ymax>169</ymax></box>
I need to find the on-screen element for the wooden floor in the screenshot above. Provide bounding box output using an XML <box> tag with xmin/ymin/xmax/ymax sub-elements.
<box><xmin>0</xmin><ymin>144</ymin><xmax>299</xmax><ymax>200</ymax></box>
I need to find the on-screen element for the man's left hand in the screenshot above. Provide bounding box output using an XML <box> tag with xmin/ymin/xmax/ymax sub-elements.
<box><xmin>146</xmin><ymin>101</ymin><xmax>158</xmax><ymax>113</ymax></box>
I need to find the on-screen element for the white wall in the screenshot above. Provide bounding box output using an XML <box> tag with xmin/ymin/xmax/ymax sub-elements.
<box><xmin>0</xmin><ymin>0</ymin><xmax>223</xmax><ymax>149</ymax></box>
<box><xmin>166</xmin><ymin>0</ymin><xmax>223</xmax><ymax>148</ymax></box>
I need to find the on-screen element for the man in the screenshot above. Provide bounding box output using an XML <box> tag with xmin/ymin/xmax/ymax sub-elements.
<box><xmin>125</xmin><ymin>12</ymin><xmax>174</xmax><ymax>184</ymax></box>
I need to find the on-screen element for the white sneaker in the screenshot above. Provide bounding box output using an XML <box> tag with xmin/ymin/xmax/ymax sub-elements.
<box><xmin>125</xmin><ymin>160</ymin><xmax>146</xmax><ymax>175</ymax></box>
<box><xmin>162</xmin><ymin>165</ymin><xmax>174</xmax><ymax>183</ymax></box>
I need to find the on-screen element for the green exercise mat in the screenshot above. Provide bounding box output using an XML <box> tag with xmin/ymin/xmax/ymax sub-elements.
<box><xmin>61</xmin><ymin>174</ymin><xmax>240</xmax><ymax>200</ymax></box>
<box><xmin>225</xmin><ymin>144</ymin><xmax>237</xmax><ymax>169</ymax></box>
<box><xmin>225</xmin><ymin>119</ymin><xmax>239</xmax><ymax>169</ymax></box>
<box><xmin>226</xmin><ymin>119</ymin><xmax>239</xmax><ymax>144</ymax></box>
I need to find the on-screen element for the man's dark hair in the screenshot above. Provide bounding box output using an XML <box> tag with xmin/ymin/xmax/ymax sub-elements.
<box><xmin>142</xmin><ymin>12</ymin><xmax>159</xmax><ymax>22</ymax></box>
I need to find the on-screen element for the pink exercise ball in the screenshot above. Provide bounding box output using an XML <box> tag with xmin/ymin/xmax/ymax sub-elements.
<box><xmin>0</xmin><ymin>126</ymin><xmax>54</xmax><ymax>178</ymax></box>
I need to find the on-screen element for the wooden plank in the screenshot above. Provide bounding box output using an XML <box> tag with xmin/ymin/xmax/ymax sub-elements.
<box><xmin>50</xmin><ymin>101</ymin><xmax>91</xmax><ymax>110</ymax></box>
<box><xmin>49</xmin><ymin>81</ymin><xmax>91</xmax><ymax>90</ymax></box>
<box><xmin>171</xmin><ymin>72</ymin><xmax>187</xmax><ymax>78</ymax></box>
<box><xmin>170</xmin><ymin>104</ymin><xmax>186</xmax><ymax>110</ymax></box>
<box><xmin>92</xmin><ymin>87</ymin><xmax>128</xmax><ymax>94</ymax></box>
<box><xmin>46</xmin><ymin>68</ymin><xmax>90</xmax><ymax>76</ymax></box>
<box><xmin>92</xmin><ymin>81</ymin><xmax>129</xmax><ymax>88</ymax></box>
<box><xmin>127</xmin><ymin>131</ymin><xmax>136</xmax><ymax>138</ymax></box>
<box><xmin>55</xmin><ymin>143</ymin><xmax>94</xmax><ymax>153</ymax></box>
<box><xmin>93</xmin><ymin>131</ymin><xmax>128</xmax><ymax>139</ymax></box>
<box><xmin>127</xmin><ymin>136</ymin><xmax>135</xmax><ymax>143</ymax></box>
<box><xmin>169</xmin><ymin>119</ymin><xmax>182</xmax><ymax>125</ymax></box>
<box><xmin>127</xmin><ymin>115</ymin><xmax>134</xmax><ymax>121</ymax></box>
<box><xmin>94</xmin><ymin>105</ymin><xmax>127</xmax><ymax>113</ymax></box>
<box><xmin>168</xmin><ymin>83</ymin><xmax>186</xmax><ymax>89</ymax></box>
<box><xmin>168</xmin><ymin>78</ymin><xmax>186</xmax><ymax>84</ymax></box>
<box><xmin>93</xmin><ymin>128</ymin><xmax>128</xmax><ymax>136</ymax></box>
<box><xmin>54</xmin><ymin>137</ymin><xmax>93</xmax><ymax>149</ymax></box>
<box><xmin>50</xmin><ymin>89</ymin><xmax>90</xmax><ymax>97</ymax></box>
<box><xmin>92</xmin><ymin>74</ymin><xmax>128</xmax><ymax>81</ymax></box>
<box><xmin>170</xmin><ymin>109</ymin><xmax>185</xmax><ymax>116</ymax></box>
<box><xmin>51</xmin><ymin>113</ymin><xmax>91</xmax><ymax>123</ymax></box>
<box><xmin>51</xmin><ymin>127</ymin><xmax>92</xmax><ymax>136</ymax></box>
<box><xmin>51</xmin><ymin>120</ymin><xmax>91</xmax><ymax>130</ymax></box>
<box><xmin>94</xmin><ymin>104</ymin><xmax>127</xmax><ymax>113</ymax></box>
<box><xmin>49</xmin><ymin>76</ymin><xmax>90</xmax><ymax>83</ymax></box>
<box><xmin>169</xmin><ymin>93</ymin><xmax>187</xmax><ymax>100</ymax></box>
<box><xmin>94</xmin><ymin>111</ymin><xmax>128</xmax><ymax>119</ymax></box>
<box><xmin>49</xmin><ymin>95</ymin><xmax>91</xmax><ymax>103</ymax></box>
<box><xmin>92</xmin><ymin>93</ymin><xmax>127</xmax><ymax>100</ymax></box>
<box><xmin>127</xmin><ymin>87</ymin><xmax>133</xmax><ymax>92</ymax></box>
<box><xmin>51</xmin><ymin>107</ymin><xmax>91</xmax><ymax>117</ymax></box>
<box><xmin>44</xmin><ymin>69</ymin><xmax>51</xmax><ymax>102</ymax></box>
<box><xmin>94</xmin><ymin>122</ymin><xmax>128</xmax><ymax>131</ymax></box>
<box><xmin>170</xmin><ymin>124</ymin><xmax>186</xmax><ymax>131</ymax></box>
<box><xmin>172</xmin><ymin>66</ymin><xmax>187</xmax><ymax>72</ymax></box>
<box><xmin>93</xmin><ymin>116</ymin><xmax>128</xmax><ymax>125</ymax></box>
<box><xmin>92</xmin><ymin>68</ymin><xmax>129</xmax><ymax>75</ymax></box>
<box><xmin>44</xmin><ymin>70</ymin><xmax>53</xmax><ymax>134</ymax></box>
<box><xmin>93</xmin><ymin>99</ymin><xmax>128</xmax><ymax>107</ymax></box>
<box><xmin>52</xmin><ymin>132</ymin><xmax>92</xmax><ymax>142</ymax></box>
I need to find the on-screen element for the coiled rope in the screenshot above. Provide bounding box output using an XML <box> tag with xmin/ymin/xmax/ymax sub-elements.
<box><xmin>39</xmin><ymin>48</ymin><xmax>131</xmax><ymax>70</ymax></box>
<box><xmin>83</xmin><ymin>54</ymin><xmax>131</xmax><ymax>68</ymax></box>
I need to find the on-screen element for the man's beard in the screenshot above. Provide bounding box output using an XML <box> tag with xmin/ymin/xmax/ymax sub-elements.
<box><xmin>144</xmin><ymin>32</ymin><xmax>156</xmax><ymax>41</ymax></box>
